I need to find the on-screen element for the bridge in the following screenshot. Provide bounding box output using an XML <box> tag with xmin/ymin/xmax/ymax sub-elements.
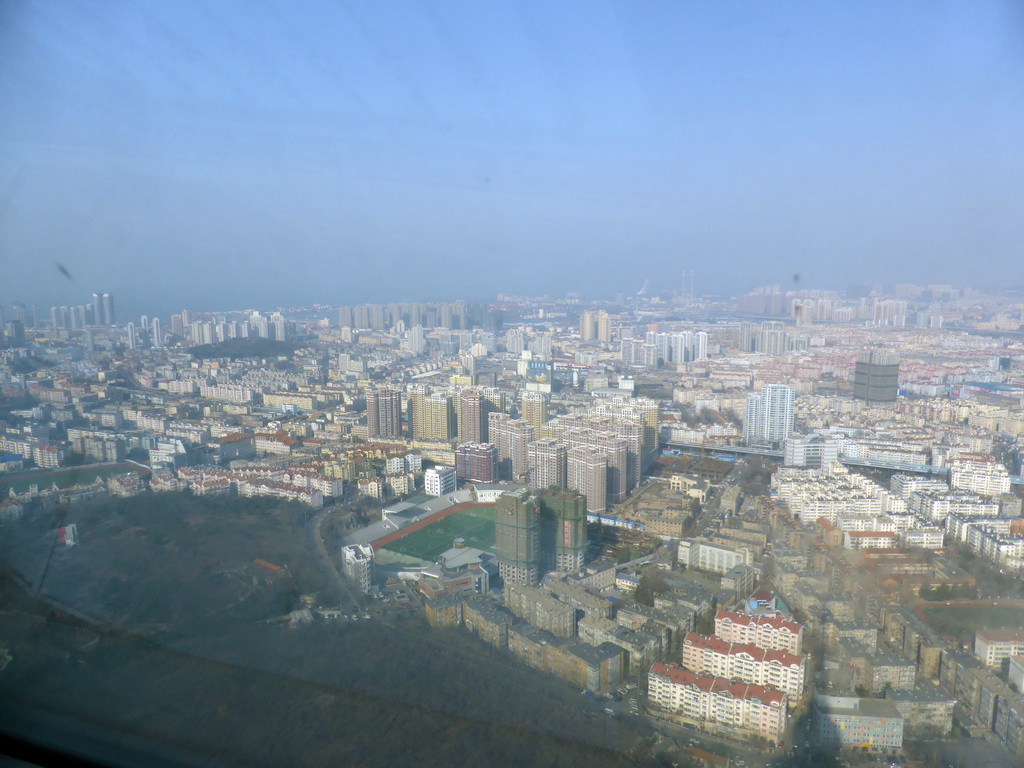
<box><xmin>663</xmin><ymin>440</ymin><xmax>1024</xmax><ymax>485</ymax></box>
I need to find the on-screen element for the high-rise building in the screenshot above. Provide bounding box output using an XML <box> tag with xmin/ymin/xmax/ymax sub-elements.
<box><xmin>457</xmin><ymin>389</ymin><xmax>485</xmax><ymax>444</ymax></box>
<box><xmin>422</xmin><ymin>392</ymin><xmax>455</xmax><ymax>441</ymax></box>
<box><xmin>370</xmin><ymin>304</ymin><xmax>387</xmax><ymax>330</ymax></box>
<box><xmin>495</xmin><ymin>487</ymin><xmax>541</xmax><ymax>586</ymax></box>
<box><xmin>506</xmin><ymin>419</ymin><xmax>535</xmax><ymax>483</ymax></box>
<box><xmin>408</xmin><ymin>325</ymin><xmax>425</xmax><ymax>355</ymax></box>
<box><xmin>455</xmin><ymin>442</ymin><xmax>497</xmax><ymax>483</ymax></box>
<box><xmin>150</xmin><ymin>318</ymin><xmax>162</xmax><ymax>347</ymax></box>
<box><xmin>101</xmin><ymin>293</ymin><xmax>114</xmax><ymax>325</ymax></box>
<box><xmin>756</xmin><ymin>320</ymin><xmax>787</xmax><ymax>355</ymax></box>
<box><xmin>568</xmin><ymin>446</ymin><xmax>607</xmax><ymax>515</ymax></box>
<box><xmin>489</xmin><ymin>413</ymin><xmax>534</xmax><ymax>482</ymax></box>
<box><xmin>403</xmin><ymin>388</ymin><xmax>452</xmax><ymax>441</ymax></box>
<box><xmin>89</xmin><ymin>292</ymin><xmax>114</xmax><ymax>325</ymax></box>
<box><xmin>521</xmin><ymin>391</ymin><xmax>549</xmax><ymax>430</ymax></box>
<box><xmin>537</xmin><ymin>490</ymin><xmax>587</xmax><ymax>573</ymax></box>
<box><xmin>408</xmin><ymin>385</ymin><xmax>429</xmax><ymax>439</ymax></box>
<box><xmin>367</xmin><ymin>387</ymin><xmax>402</xmax><ymax>438</ymax></box>
<box><xmin>744</xmin><ymin>384</ymin><xmax>795</xmax><ymax>447</ymax></box>
<box><xmin>528</xmin><ymin>438</ymin><xmax>567</xmax><ymax>490</ymax></box>
<box><xmin>4</xmin><ymin>321</ymin><xmax>25</xmax><ymax>346</ymax></box>
<box><xmin>353</xmin><ymin>305</ymin><xmax>371</xmax><ymax>329</ymax></box>
<box><xmin>126</xmin><ymin>322</ymin><xmax>137</xmax><ymax>350</ymax></box>
<box><xmin>481</xmin><ymin>387</ymin><xmax>506</xmax><ymax>422</ymax></box>
<box><xmin>270</xmin><ymin>312</ymin><xmax>287</xmax><ymax>341</ymax></box>
<box><xmin>694</xmin><ymin>331</ymin><xmax>708</xmax><ymax>361</ymax></box>
<box><xmin>637</xmin><ymin>399</ymin><xmax>661</xmax><ymax>465</ymax></box>
<box><xmin>338</xmin><ymin>305</ymin><xmax>353</xmax><ymax>328</ymax></box>
<box><xmin>580</xmin><ymin>310</ymin><xmax>612</xmax><ymax>342</ymax></box>
<box><xmin>852</xmin><ymin>351</ymin><xmax>899</xmax><ymax>403</ymax></box>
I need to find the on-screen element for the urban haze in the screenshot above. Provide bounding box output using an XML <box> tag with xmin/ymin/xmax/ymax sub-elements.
<box><xmin>2</xmin><ymin>3</ymin><xmax>1024</xmax><ymax>768</ymax></box>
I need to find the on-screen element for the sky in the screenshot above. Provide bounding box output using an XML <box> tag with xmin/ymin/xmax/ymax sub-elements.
<box><xmin>1</xmin><ymin>0</ymin><xmax>1023</xmax><ymax>319</ymax></box>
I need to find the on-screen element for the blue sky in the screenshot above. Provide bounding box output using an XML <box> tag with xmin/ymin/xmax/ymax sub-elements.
<box><xmin>1</xmin><ymin>1</ymin><xmax>1023</xmax><ymax>318</ymax></box>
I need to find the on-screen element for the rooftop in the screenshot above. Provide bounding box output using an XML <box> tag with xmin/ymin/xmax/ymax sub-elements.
<box><xmin>814</xmin><ymin>695</ymin><xmax>903</xmax><ymax>720</ymax></box>
<box><xmin>976</xmin><ymin>628</ymin><xmax>1024</xmax><ymax>643</ymax></box>
<box><xmin>649</xmin><ymin>663</ymin><xmax>785</xmax><ymax>706</ymax></box>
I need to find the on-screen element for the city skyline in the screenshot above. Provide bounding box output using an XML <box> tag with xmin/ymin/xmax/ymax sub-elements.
<box><xmin>0</xmin><ymin>277</ymin><xmax>1016</xmax><ymax>334</ymax></box>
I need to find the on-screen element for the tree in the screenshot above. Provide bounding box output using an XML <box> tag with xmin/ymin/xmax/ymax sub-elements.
<box><xmin>633</xmin><ymin>569</ymin><xmax>668</xmax><ymax>607</ymax></box>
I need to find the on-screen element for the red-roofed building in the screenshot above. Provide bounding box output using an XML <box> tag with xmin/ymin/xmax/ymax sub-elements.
<box><xmin>715</xmin><ymin>609</ymin><xmax>804</xmax><ymax>655</ymax></box>
<box><xmin>682</xmin><ymin>633</ymin><xmax>806</xmax><ymax>701</ymax></box>
<box><xmin>648</xmin><ymin>662</ymin><xmax>787</xmax><ymax>743</ymax></box>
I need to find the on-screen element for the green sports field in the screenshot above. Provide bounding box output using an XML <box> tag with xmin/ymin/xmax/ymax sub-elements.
<box><xmin>381</xmin><ymin>507</ymin><xmax>496</xmax><ymax>562</ymax></box>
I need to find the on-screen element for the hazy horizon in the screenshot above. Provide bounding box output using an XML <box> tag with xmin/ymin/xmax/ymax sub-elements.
<box><xmin>2</xmin><ymin>1</ymin><xmax>1023</xmax><ymax>319</ymax></box>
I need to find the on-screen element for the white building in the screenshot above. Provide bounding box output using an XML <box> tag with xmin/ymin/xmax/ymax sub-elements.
<box><xmin>744</xmin><ymin>384</ymin><xmax>795</xmax><ymax>447</ymax></box>
<box><xmin>648</xmin><ymin>663</ymin><xmax>787</xmax><ymax>744</ymax></box>
<box><xmin>907</xmin><ymin>489</ymin><xmax>998</xmax><ymax>523</ymax></box>
<box><xmin>424</xmin><ymin>465</ymin><xmax>457</xmax><ymax>497</ymax></box>
<box><xmin>714</xmin><ymin>610</ymin><xmax>804</xmax><ymax>655</ymax></box>
<box><xmin>900</xmin><ymin>527</ymin><xmax>944</xmax><ymax>550</ymax></box>
<box><xmin>950</xmin><ymin>454</ymin><xmax>1011</xmax><ymax>497</ymax></box>
<box><xmin>772</xmin><ymin>464</ymin><xmax>894</xmax><ymax>524</ymax></box>
<box><xmin>681</xmin><ymin>633</ymin><xmax>806</xmax><ymax>701</ymax></box>
<box><xmin>784</xmin><ymin>435</ymin><xmax>842</xmax><ymax>468</ymax></box>
<box><xmin>843</xmin><ymin>531</ymin><xmax>899</xmax><ymax>550</ymax></box>
<box><xmin>946</xmin><ymin>513</ymin><xmax>1011</xmax><ymax>543</ymax></box>
<box><xmin>975</xmin><ymin>629</ymin><xmax>1024</xmax><ymax>668</ymax></box>
<box><xmin>341</xmin><ymin>544</ymin><xmax>375</xmax><ymax>593</ymax></box>
<box><xmin>890</xmin><ymin>474</ymin><xmax>948</xmax><ymax>500</ymax></box>
<box><xmin>678</xmin><ymin>538</ymin><xmax>754</xmax><ymax>575</ymax></box>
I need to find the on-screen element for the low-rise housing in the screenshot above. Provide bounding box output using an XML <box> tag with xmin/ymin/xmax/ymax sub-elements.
<box><xmin>814</xmin><ymin>695</ymin><xmax>903</xmax><ymax>753</ymax></box>
<box><xmin>975</xmin><ymin>628</ymin><xmax>1024</xmax><ymax>669</ymax></box>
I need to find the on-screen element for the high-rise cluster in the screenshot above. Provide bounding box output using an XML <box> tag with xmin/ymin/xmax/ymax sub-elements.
<box><xmin>494</xmin><ymin>487</ymin><xmax>588</xmax><ymax>585</ymax></box>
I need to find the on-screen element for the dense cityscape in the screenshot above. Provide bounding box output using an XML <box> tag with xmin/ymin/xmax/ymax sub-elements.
<box><xmin>3</xmin><ymin>283</ymin><xmax>1024</xmax><ymax>767</ymax></box>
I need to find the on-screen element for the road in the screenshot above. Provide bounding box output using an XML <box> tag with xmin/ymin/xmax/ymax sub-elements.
<box><xmin>305</xmin><ymin>504</ymin><xmax>359</xmax><ymax>607</ymax></box>
<box><xmin>648</xmin><ymin>715</ymin><xmax>778</xmax><ymax>767</ymax></box>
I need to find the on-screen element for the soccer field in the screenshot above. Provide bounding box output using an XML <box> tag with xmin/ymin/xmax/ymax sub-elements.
<box><xmin>382</xmin><ymin>509</ymin><xmax>496</xmax><ymax>562</ymax></box>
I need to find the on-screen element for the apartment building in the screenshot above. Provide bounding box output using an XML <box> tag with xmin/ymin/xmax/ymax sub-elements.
<box><xmin>976</xmin><ymin>629</ymin><xmax>1024</xmax><ymax>668</ymax></box>
<box><xmin>814</xmin><ymin>695</ymin><xmax>903</xmax><ymax>753</ymax></box>
<box><xmin>950</xmin><ymin>454</ymin><xmax>1011</xmax><ymax>497</ymax></box>
<box><xmin>714</xmin><ymin>610</ymin><xmax>804</xmax><ymax>655</ymax></box>
<box><xmin>678</xmin><ymin>538</ymin><xmax>754</xmax><ymax>575</ymax></box>
<box><xmin>424</xmin><ymin>465</ymin><xmax>457</xmax><ymax>497</ymax></box>
<box><xmin>681</xmin><ymin>633</ymin><xmax>805</xmax><ymax>701</ymax></box>
<box><xmin>648</xmin><ymin>663</ymin><xmax>787</xmax><ymax>744</ymax></box>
